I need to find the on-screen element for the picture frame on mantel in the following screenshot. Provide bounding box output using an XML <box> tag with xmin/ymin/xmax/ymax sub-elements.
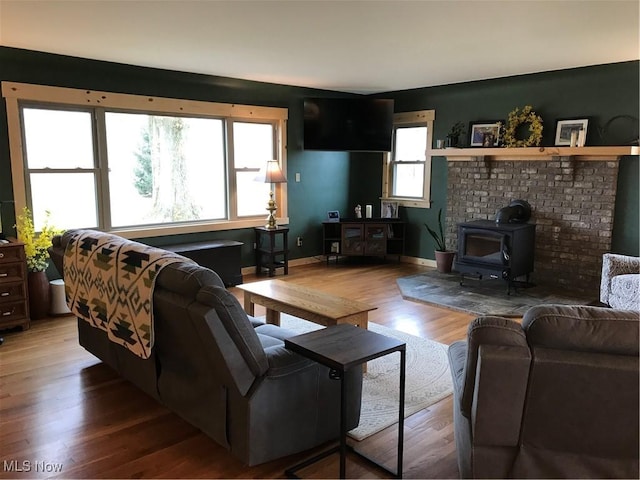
<box><xmin>469</xmin><ymin>121</ymin><xmax>503</xmax><ymax>147</ymax></box>
<box><xmin>555</xmin><ymin>118</ymin><xmax>589</xmax><ymax>146</ymax></box>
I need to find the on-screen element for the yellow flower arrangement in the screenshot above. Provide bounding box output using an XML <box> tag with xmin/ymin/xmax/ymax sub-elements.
<box><xmin>502</xmin><ymin>105</ymin><xmax>543</xmax><ymax>147</ymax></box>
<box><xmin>15</xmin><ymin>207</ymin><xmax>63</xmax><ymax>272</ymax></box>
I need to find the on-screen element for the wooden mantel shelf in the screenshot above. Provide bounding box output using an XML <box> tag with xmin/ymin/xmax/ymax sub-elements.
<box><xmin>438</xmin><ymin>145</ymin><xmax>639</xmax><ymax>162</ymax></box>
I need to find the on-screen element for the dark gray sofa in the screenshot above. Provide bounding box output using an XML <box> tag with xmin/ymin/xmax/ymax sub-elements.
<box><xmin>448</xmin><ymin>304</ymin><xmax>639</xmax><ymax>478</ymax></box>
<box><xmin>49</xmin><ymin>230</ymin><xmax>362</xmax><ymax>466</ymax></box>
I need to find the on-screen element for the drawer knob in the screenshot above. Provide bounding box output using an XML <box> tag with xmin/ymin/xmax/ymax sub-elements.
<box><xmin>2</xmin><ymin>311</ymin><xmax>11</xmax><ymax>316</ymax></box>
<box><xmin>0</xmin><ymin>292</ymin><xmax>8</xmax><ymax>297</ymax></box>
<box><xmin>0</xmin><ymin>273</ymin><xmax>7</xmax><ymax>278</ymax></box>
<box><xmin>0</xmin><ymin>253</ymin><xmax>4</xmax><ymax>258</ymax></box>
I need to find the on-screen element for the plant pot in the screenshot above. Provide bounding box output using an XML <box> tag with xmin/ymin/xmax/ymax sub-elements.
<box><xmin>28</xmin><ymin>270</ymin><xmax>50</xmax><ymax>320</ymax></box>
<box><xmin>435</xmin><ymin>250</ymin><xmax>455</xmax><ymax>273</ymax></box>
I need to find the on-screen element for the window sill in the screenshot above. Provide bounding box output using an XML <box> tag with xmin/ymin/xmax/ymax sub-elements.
<box><xmin>111</xmin><ymin>217</ymin><xmax>290</xmax><ymax>240</ymax></box>
<box><xmin>384</xmin><ymin>198</ymin><xmax>432</xmax><ymax>209</ymax></box>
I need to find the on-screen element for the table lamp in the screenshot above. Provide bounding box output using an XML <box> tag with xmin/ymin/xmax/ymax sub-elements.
<box><xmin>262</xmin><ymin>160</ymin><xmax>287</xmax><ymax>229</ymax></box>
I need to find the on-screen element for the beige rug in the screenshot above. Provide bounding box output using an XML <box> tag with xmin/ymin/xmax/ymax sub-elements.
<box><xmin>272</xmin><ymin>314</ymin><xmax>454</xmax><ymax>441</ymax></box>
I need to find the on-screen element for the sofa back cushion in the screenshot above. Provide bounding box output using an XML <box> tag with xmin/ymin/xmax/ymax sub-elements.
<box><xmin>197</xmin><ymin>286</ymin><xmax>269</xmax><ymax>377</ymax></box>
<box><xmin>522</xmin><ymin>304</ymin><xmax>639</xmax><ymax>356</ymax></box>
<box><xmin>511</xmin><ymin>304</ymin><xmax>640</xmax><ymax>477</ymax></box>
<box><xmin>512</xmin><ymin>346</ymin><xmax>639</xmax><ymax>477</ymax></box>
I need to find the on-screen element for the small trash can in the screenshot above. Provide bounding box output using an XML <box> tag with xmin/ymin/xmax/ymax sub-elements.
<box><xmin>49</xmin><ymin>279</ymin><xmax>72</xmax><ymax>315</ymax></box>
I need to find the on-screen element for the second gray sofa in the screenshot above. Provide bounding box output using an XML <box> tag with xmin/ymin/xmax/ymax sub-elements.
<box><xmin>448</xmin><ymin>304</ymin><xmax>639</xmax><ymax>478</ymax></box>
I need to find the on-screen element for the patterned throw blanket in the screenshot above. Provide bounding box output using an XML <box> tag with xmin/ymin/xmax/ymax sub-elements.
<box><xmin>63</xmin><ymin>230</ymin><xmax>188</xmax><ymax>359</ymax></box>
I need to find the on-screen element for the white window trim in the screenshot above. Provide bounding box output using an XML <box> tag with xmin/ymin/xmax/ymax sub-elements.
<box><xmin>2</xmin><ymin>81</ymin><xmax>289</xmax><ymax>238</ymax></box>
<box><xmin>381</xmin><ymin>109</ymin><xmax>435</xmax><ymax>209</ymax></box>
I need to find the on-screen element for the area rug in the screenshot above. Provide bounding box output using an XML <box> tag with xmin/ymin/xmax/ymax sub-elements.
<box><xmin>272</xmin><ymin>314</ymin><xmax>453</xmax><ymax>441</ymax></box>
<box><xmin>397</xmin><ymin>270</ymin><xmax>592</xmax><ymax>317</ymax></box>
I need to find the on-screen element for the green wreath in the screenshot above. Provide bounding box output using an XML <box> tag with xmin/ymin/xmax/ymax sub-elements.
<box><xmin>502</xmin><ymin>105</ymin><xmax>543</xmax><ymax>147</ymax></box>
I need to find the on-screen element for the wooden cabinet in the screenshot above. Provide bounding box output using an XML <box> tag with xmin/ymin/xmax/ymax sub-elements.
<box><xmin>0</xmin><ymin>240</ymin><xmax>30</xmax><ymax>331</ymax></box>
<box><xmin>322</xmin><ymin>219</ymin><xmax>405</xmax><ymax>262</ymax></box>
<box><xmin>342</xmin><ymin>224</ymin><xmax>365</xmax><ymax>255</ymax></box>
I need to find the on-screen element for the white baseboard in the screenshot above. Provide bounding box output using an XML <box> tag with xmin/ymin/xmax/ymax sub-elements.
<box><xmin>400</xmin><ymin>255</ymin><xmax>437</xmax><ymax>268</ymax></box>
<box><xmin>241</xmin><ymin>256</ymin><xmax>323</xmax><ymax>276</ymax></box>
<box><xmin>242</xmin><ymin>254</ymin><xmax>435</xmax><ymax>276</ymax></box>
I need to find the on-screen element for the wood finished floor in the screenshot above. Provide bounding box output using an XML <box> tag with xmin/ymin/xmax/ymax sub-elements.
<box><xmin>0</xmin><ymin>261</ymin><xmax>475</xmax><ymax>479</ymax></box>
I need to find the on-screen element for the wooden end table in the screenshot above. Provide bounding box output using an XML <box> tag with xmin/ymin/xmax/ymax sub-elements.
<box><xmin>284</xmin><ymin>324</ymin><xmax>406</xmax><ymax>479</ymax></box>
<box><xmin>254</xmin><ymin>226</ymin><xmax>289</xmax><ymax>277</ymax></box>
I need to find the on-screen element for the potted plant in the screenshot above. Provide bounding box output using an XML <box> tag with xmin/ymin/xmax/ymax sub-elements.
<box><xmin>446</xmin><ymin>121</ymin><xmax>466</xmax><ymax>148</ymax></box>
<box><xmin>15</xmin><ymin>207</ymin><xmax>62</xmax><ymax>319</ymax></box>
<box><xmin>424</xmin><ymin>208</ymin><xmax>455</xmax><ymax>273</ymax></box>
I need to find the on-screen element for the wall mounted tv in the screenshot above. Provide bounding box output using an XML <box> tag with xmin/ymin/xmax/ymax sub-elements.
<box><xmin>303</xmin><ymin>97</ymin><xmax>394</xmax><ymax>152</ymax></box>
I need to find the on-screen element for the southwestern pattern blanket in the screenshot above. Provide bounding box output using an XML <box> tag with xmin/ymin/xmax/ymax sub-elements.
<box><xmin>63</xmin><ymin>230</ymin><xmax>187</xmax><ymax>359</ymax></box>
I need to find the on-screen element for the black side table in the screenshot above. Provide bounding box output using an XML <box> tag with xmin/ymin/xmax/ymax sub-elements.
<box><xmin>254</xmin><ymin>226</ymin><xmax>289</xmax><ymax>277</ymax></box>
<box><xmin>284</xmin><ymin>324</ymin><xmax>406</xmax><ymax>479</ymax></box>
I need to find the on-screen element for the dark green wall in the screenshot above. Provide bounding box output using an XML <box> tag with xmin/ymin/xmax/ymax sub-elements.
<box><xmin>0</xmin><ymin>47</ymin><xmax>356</xmax><ymax>266</ymax></box>
<box><xmin>365</xmin><ymin>61</ymin><xmax>639</xmax><ymax>258</ymax></box>
<box><xmin>1</xmin><ymin>47</ymin><xmax>638</xmax><ymax>267</ymax></box>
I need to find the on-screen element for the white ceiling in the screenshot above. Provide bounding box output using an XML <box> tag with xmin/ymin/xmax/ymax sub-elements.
<box><xmin>1</xmin><ymin>0</ymin><xmax>638</xmax><ymax>94</ymax></box>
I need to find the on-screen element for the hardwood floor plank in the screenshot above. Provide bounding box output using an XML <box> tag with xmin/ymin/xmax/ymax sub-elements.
<box><xmin>0</xmin><ymin>261</ymin><xmax>474</xmax><ymax>478</ymax></box>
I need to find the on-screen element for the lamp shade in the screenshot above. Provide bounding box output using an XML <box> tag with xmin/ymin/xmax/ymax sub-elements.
<box><xmin>263</xmin><ymin>160</ymin><xmax>287</xmax><ymax>184</ymax></box>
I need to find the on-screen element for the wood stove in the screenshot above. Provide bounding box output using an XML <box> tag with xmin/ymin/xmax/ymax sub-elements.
<box><xmin>456</xmin><ymin>220</ymin><xmax>536</xmax><ymax>294</ymax></box>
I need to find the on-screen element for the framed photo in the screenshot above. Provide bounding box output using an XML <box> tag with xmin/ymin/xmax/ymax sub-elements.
<box><xmin>555</xmin><ymin>119</ymin><xmax>589</xmax><ymax>146</ymax></box>
<box><xmin>469</xmin><ymin>121</ymin><xmax>502</xmax><ymax>147</ymax></box>
<box><xmin>327</xmin><ymin>210</ymin><xmax>340</xmax><ymax>222</ymax></box>
<box><xmin>381</xmin><ymin>201</ymin><xmax>399</xmax><ymax>218</ymax></box>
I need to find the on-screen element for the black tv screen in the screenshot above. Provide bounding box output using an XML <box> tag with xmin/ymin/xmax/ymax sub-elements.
<box><xmin>303</xmin><ymin>97</ymin><xmax>394</xmax><ymax>152</ymax></box>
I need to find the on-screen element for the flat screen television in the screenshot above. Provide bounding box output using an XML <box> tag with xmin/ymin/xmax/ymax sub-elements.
<box><xmin>303</xmin><ymin>97</ymin><xmax>394</xmax><ymax>152</ymax></box>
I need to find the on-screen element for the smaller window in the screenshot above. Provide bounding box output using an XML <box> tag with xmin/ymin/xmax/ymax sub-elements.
<box><xmin>383</xmin><ymin>110</ymin><xmax>435</xmax><ymax>207</ymax></box>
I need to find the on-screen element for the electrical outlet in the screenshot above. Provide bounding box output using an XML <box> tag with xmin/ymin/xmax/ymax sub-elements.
<box><xmin>296</xmin><ymin>236</ymin><xmax>303</xmax><ymax>247</ymax></box>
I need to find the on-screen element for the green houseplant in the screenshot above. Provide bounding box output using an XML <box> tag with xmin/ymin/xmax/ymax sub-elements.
<box><xmin>424</xmin><ymin>208</ymin><xmax>455</xmax><ymax>273</ymax></box>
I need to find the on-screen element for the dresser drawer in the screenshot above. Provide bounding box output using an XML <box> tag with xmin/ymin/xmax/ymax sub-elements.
<box><xmin>0</xmin><ymin>262</ymin><xmax>26</xmax><ymax>284</ymax></box>
<box><xmin>0</xmin><ymin>282</ymin><xmax>27</xmax><ymax>304</ymax></box>
<box><xmin>0</xmin><ymin>301</ymin><xmax>28</xmax><ymax>322</ymax></box>
<box><xmin>0</xmin><ymin>244</ymin><xmax>26</xmax><ymax>263</ymax></box>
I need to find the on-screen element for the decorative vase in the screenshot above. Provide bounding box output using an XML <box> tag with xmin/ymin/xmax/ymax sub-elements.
<box><xmin>446</xmin><ymin>135</ymin><xmax>459</xmax><ymax>148</ymax></box>
<box><xmin>435</xmin><ymin>250</ymin><xmax>455</xmax><ymax>273</ymax></box>
<box><xmin>27</xmin><ymin>270</ymin><xmax>50</xmax><ymax>320</ymax></box>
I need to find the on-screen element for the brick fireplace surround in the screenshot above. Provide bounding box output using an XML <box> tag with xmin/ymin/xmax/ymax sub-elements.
<box><xmin>446</xmin><ymin>158</ymin><xmax>619</xmax><ymax>296</ymax></box>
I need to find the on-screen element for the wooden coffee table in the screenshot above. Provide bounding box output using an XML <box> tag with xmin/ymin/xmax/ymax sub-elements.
<box><xmin>236</xmin><ymin>279</ymin><xmax>377</xmax><ymax>330</ymax></box>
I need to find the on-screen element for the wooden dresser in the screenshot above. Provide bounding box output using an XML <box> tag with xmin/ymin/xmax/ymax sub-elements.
<box><xmin>0</xmin><ymin>239</ymin><xmax>30</xmax><ymax>331</ymax></box>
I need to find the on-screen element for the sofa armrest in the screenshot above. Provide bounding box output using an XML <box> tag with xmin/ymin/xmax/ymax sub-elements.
<box><xmin>610</xmin><ymin>274</ymin><xmax>640</xmax><ymax>310</ymax></box>
<box><xmin>262</xmin><ymin>344</ymin><xmax>316</xmax><ymax>378</ymax></box>
<box><xmin>600</xmin><ymin>253</ymin><xmax>640</xmax><ymax>305</ymax></box>
<box><xmin>460</xmin><ymin>316</ymin><xmax>529</xmax><ymax>416</ymax></box>
<box><xmin>472</xmin><ymin>344</ymin><xmax>531</xmax><ymax>446</ymax></box>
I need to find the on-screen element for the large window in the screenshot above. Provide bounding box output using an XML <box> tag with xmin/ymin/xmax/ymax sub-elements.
<box><xmin>3</xmin><ymin>82</ymin><xmax>287</xmax><ymax>236</ymax></box>
<box><xmin>383</xmin><ymin>110</ymin><xmax>435</xmax><ymax>208</ymax></box>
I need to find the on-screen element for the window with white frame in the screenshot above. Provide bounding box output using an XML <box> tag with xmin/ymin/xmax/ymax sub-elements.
<box><xmin>3</xmin><ymin>82</ymin><xmax>287</xmax><ymax>236</ymax></box>
<box><xmin>383</xmin><ymin>110</ymin><xmax>435</xmax><ymax>208</ymax></box>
